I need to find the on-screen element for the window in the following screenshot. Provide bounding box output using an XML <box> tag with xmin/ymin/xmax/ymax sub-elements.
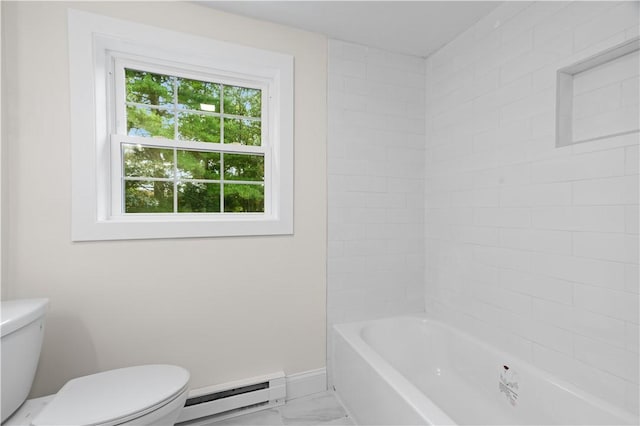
<box><xmin>116</xmin><ymin>64</ymin><xmax>266</xmax><ymax>215</ymax></box>
<box><xmin>68</xmin><ymin>10</ymin><xmax>293</xmax><ymax>240</ymax></box>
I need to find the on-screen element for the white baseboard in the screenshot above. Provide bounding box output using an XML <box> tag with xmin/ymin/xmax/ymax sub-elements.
<box><xmin>285</xmin><ymin>367</ymin><xmax>327</xmax><ymax>401</ymax></box>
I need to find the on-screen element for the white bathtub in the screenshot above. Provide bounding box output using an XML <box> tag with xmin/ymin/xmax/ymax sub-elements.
<box><xmin>332</xmin><ymin>316</ymin><xmax>638</xmax><ymax>425</ymax></box>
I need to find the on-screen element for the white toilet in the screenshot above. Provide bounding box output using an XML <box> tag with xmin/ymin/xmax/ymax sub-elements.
<box><xmin>1</xmin><ymin>299</ymin><xmax>190</xmax><ymax>425</ymax></box>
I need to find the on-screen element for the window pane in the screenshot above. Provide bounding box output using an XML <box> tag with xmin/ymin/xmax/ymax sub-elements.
<box><xmin>223</xmin><ymin>153</ymin><xmax>264</xmax><ymax>181</ymax></box>
<box><xmin>127</xmin><ymin>106</ymin><xmax>175</xmax><ymax>139</ymax></box>
<box><xmin>178</xmin><ymin>182</ymin><xmax>221</xmax><ymax>213</ymax></box>
<box><xmin>223</xmin><ymin>85</ymin><xmax>261</xmax><ymax>117</ymax></box>
<box><xmin>121</xmin><ymin>71</ymin><xmax>267</xmax><ymax>216</ymax></box>
<box><xmin>125</xmin><ymin>180</ymin><xmax>174</xmax><ymax>213</ymax></box>
<box><xmin>123</xmin><ymin>144</ymin><xmax>174</xmax><ymax>178</ymax></box>
<box><xmin>126</xmin><ymin>69</ymin><xmax>173</xmax><ymax>107</ymax></box>
<box><xmin>177</xmin><ymin>78</ymin><xmax>220</xmax><ymax>113</ymax></box>
<box><xmin>177</xmin><ymin>150</ymin><xmax>220</xmax><ymax>180</ymax></box>
<box><xmin>224</xmin><ymin>183</ymin><xmax>264</xmax><ymax>213</ymax></box>
<box><xmin>178</xmin><ymin>113</ymin><xmax>221</xmax><ymax>143</ymax></box>
<box><xmin>223</xmin><ymin>118</ymin><xmax>261</xmax><ymax>146</ymax></box>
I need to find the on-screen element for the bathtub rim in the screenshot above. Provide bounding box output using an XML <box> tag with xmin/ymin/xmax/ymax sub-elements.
<box><xmin>333</xmin><ymin>314</ymin><xmax>639</xmax><ymax>425</ymax></box>
<box><xmin>333</xmin><ymin>316</ymin><xmax>456</xmax><ymax>425</ymax></box>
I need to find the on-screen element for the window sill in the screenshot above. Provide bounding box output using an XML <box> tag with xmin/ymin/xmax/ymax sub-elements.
<box><xmin>72</xmin><ymin>214</ymin><xmax>293</xmax><ymax>241</ymax></box>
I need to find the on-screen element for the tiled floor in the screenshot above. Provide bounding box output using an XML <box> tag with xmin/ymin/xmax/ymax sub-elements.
<box><xmin>206</xmin><ymin>391</ymin><xmax>355</xmax><ymax>426</ymax></box>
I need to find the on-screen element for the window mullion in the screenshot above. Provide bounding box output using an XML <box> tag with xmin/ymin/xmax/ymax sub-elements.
<box><xmin>220</xmin><ymin>83</ymin><xmax>225</xmax><ymax>144</ymax></box>
<box><xmin>123</xmin><ymin>176</ymin><xmax>174</xmax><ymax>182</ymax></box>
<box><xmin>125</xmin><ymin>100</ymin><xmax>259</xmax><ymax>121</ymax></box>
<box><xmin>220</xmin><ymin>84</ymin><xmax>225</xmax><ymax>213</ymax></box>
<box><xmin>173</xmin><ymin>76</ymin><xmax>179</xmax><ymax>140</ymax></box>
<box><xmin>221</xmin><ymin>112</ymin><xmax>260</xmax><ymax>121</ymax></box>
<box><xmin>220</xmin><ymin>152</ymin><xmax>225</xmax><ymax>213</ymax></box>
<box><xmin>173</xmin><ymin>77</ymin><xmax>179</xmax><ymax>213</ymax></box>
<box><xmin>173</xmin><ymin>148</ymin><xmax>178</xmax><ymax>213</ymax></box>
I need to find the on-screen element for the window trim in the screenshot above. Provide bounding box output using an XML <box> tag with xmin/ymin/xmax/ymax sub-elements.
<box><xmin>68</xmin><ymin>9</ymin><xmax>294</xmax><ymax>241</ymax></box>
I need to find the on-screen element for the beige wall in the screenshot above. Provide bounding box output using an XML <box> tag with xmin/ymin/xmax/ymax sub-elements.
<box><xmin>2</xmin><ymin>1</ymin><xmax>327</xmax><ymax>397</ymax></box>
<box><xmin>0</xmin><ymin>1</ymin><xmax>5</xmax><ymax>300</ymax></box>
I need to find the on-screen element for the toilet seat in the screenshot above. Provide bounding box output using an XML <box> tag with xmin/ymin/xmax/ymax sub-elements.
<box><xmin>31</xmin><ymin>365</ymin><xmax>189</xmax><ymax>426</ymax></box>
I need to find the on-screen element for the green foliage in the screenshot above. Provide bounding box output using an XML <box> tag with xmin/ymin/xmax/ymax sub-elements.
<box><xmin>178</xmin><ymin>78</ymin><xmax>220</xmax><ymax>111</ymax></box>
<box><xmin>127</xmin><ymin>106</ymin><xmax>174</xmax><ymax>139</ymax></box>
<box><xmin>224</xmin><ymin>118</ymin><xmax>261</xmax><ymax>146</ymax></box>
<box><xmin>223</xmin><ymin>85</ymin><xmax>261</xmax><ymax>117</ymax></box>
<box><xmin>125</xmin><ymin>181</ymin><xmax>173</xmax><ymax>213</ymax></box>
<box><xmin>126</xmin><ymin>69</ymin><xmax>172</xmax><ymax>106</ymax></box>
<box><xmin>224</xmin><ymin>184</ymin><xmax>264</xmax><ymax>212</ymax></box>
<box><xmin>122</xmin><ymin>68</ymin><xmax>265</xmax><ymax>214</ymax></box>
<box><xmin>224</xmin><ymin>153</ymin><xmax>264</xmax><ymax>181</ymax></box>
<box><xmin>178</xmin><ymin>114</ymin><xmax>220</xmax><ymax>143</ymax></box>
<box><xmin>125</xmin><ymin>69</ymin><xmax>261</xmax><ymax>145</ymax></box>
<box><xmin>177</xmin><ymin>150</ymin><xmax>220</xmax><ymax>180</ymax></box>
<box><xmin>178</xmin><ymin>182</ymin><xmax>220</xmax><ymax>212</ymax></box>
<box><xmin>123</xmin><ymin>145</ymin><xmax>173</xmax><ymax>178</ymax></box>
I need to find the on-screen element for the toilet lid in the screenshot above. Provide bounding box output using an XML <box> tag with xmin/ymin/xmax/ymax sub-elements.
<box><xmin>31</xmin><ymin>365</ymin><xmax>189</xmax><ymax>426</ymax></box>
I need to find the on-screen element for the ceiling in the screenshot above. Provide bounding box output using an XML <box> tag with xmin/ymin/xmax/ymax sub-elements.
<box><xmin>198</xmin><ymin>1</ymin><xmax>502</xmax><ymax>58</ymax></box>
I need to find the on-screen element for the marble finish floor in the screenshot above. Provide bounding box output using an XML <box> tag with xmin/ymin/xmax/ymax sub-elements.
<box><xmin>205</xmin><ymin>391</ymin><xmax>355</xmax><ymax>426</ymax></box>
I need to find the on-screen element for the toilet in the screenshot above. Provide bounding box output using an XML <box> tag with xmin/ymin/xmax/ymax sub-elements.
<box><xmin>1</xmin><ymin>299</ymin><xmax>190</xmax><ymax>425</ymax></box>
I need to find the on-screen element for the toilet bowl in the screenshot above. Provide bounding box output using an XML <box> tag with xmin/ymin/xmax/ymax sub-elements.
<box><xmin>30</xmin><ymin>365</ymin><xmax>189</xmax><ymax>426</ymax></box>
<box><xmin>1</xmin><ymin>299</ymin><xmax>190</xmax><ymax>425</ymax></box>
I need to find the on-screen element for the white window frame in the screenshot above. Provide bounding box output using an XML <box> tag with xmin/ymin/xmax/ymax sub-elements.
<box><xmin>110</xmin><ymin>57</ymin><xmax>271</xmax><ymax>216</ymax></box>
<box><xmin>68</xmin><ymin>9</ymin><xmax>293</xmax><ymax>241</ymax></box>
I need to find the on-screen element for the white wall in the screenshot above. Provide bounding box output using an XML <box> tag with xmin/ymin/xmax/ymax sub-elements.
<box><xmin>327</xmin><ymin>40</ymin><xmax>426</xmax><ymax>377</ymax></box>
<box><xmin>424</xmin><ymin>1</ymin><xmax>639</xmax><ymax>415</ymax></box>
<box><xmin>2</xmin><ymin>1</ymin><xmax>327</xmax><ymax>397</ymax></box>
<box><xmin>572</xmin><ymin>49</ymin><xmax>639</xmax><ymax>142</ymax></box>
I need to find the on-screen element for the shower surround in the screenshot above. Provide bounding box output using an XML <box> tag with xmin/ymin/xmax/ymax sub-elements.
<box><xmin>327</xmin><ymin>40</ymin><xmax>427</xmax><ymax>378</ymax></box>
<box><xmin>424</xmin><ymin>1</ymin><xmax>639</xmax><ymax>416</ymax></box>
<box><xmin>328</xmin><ymin>0</ymin><xmax>639</xmax><ymax>417</ymax></box>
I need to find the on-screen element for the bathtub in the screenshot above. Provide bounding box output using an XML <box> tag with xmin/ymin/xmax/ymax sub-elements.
<box><xmin>332</xmin><ymin>316</ymin><xmax>638</xmax><ymax>425</ymax></box>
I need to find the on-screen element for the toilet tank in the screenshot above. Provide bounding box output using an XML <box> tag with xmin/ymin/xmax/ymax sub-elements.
<box><xmin>1</xmin><ymin>298</ymin><xmax>48</xmax><ymax>423</ymax></box>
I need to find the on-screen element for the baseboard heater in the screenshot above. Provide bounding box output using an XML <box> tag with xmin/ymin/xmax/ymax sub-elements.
<box><xmin>176</xmin><ymin>371</ymin><xmax>286</xmax><ymax>425</ymax></box>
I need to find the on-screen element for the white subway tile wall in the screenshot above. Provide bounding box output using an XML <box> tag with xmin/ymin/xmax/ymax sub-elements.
<box><xmin>425</xmin><ymin>1</ymin><xmax>639</xmax><ymax>415</ymax></box>
<box><xmin>327</xmin><ymin>40</ymin><xmax>426</xmax><ymax>381</ymax></box>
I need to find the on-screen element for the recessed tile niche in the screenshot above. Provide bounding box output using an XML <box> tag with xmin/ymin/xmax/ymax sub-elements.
<box><xmin>556</xmin><ymin>38</ymin><xmax>640</xmax><ymax>147</ymax></box>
